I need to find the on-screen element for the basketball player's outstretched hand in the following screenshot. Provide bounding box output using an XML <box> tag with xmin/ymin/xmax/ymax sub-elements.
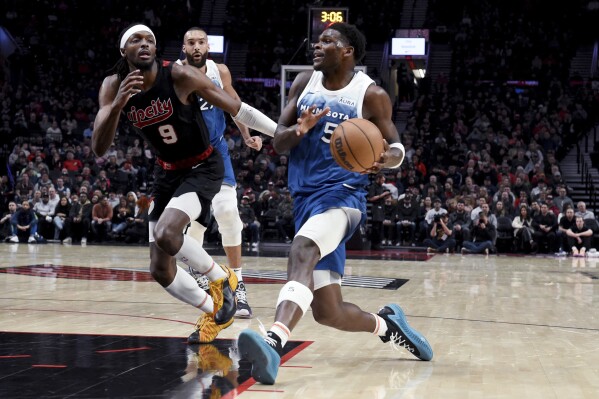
<box><xmin>245</xmin><ymin>136</ymin><xmax>263</xmax><ymax>151</ymax></box>
<box><xmin>114</xmin><ymin>70</ymin><xmax>144</xmax><ymax>108</ymax></box>
<box><xmin>296</xmin><ymin>105</ymin><xmax>330</xmax><ymax>136</ymax></box>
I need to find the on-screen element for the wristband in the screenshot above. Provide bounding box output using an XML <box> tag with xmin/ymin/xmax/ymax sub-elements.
<box><xmin>386</xmin><ymin>142</ymin><xmax>405</xmax><ymax>168</ymax></box>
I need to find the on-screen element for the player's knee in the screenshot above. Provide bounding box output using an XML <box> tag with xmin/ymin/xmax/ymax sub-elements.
<box><xmin>213</xmin><ymin>201</ymin><xmax>238</xmax><ymax>222</ymax></box>
<box><xmin>153</xmin><ymin>221</ymin><xmax>181</xmax><ymax>256</ymax></box>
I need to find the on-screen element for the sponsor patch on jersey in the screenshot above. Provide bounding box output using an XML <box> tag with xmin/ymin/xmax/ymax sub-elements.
<box><xmin>338</xmin><ymin>97</ymin><xmax>356</xmax><ymax>107</ymax></box>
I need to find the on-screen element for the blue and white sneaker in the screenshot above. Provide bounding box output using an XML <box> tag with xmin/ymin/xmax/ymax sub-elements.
<box><xmin>237</xmin><ymin>329</ymin><xmax>281</xmax><ymax>385</ymax></box>
<box><xmin>377</xmin><ymin>304</ymin><xmax>433</xmax><ymax>361</ymax></box>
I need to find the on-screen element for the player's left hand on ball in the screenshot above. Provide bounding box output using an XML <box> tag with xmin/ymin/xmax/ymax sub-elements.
<box><xmin>245</xmin><ymin>136</ymin><xmax>263</xmax><ymax>151</ymax></box>
<box><xmin>362</xmin><ymin>139</ymin><xmax>390</xmax><ymax>174</ymax></box>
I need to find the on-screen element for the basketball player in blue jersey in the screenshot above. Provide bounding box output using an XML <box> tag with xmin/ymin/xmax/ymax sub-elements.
<box><xmin>179</xmin><ymin>27</ymin><xmax>273</xmax><ymax>341</ymax></box>
<box><xmin>238</xmin><ymin>23</ymin><xmax>433</xmax><ymax>384</ymax></box>
<box><xmin>93</xmin><ymin>24</ymin><xmax>277</xmax><ymax>343</ymax></box>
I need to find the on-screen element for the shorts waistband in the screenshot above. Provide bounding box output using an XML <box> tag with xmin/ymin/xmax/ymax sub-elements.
<box><xmin>157</xmin><ymin>146</ymin><xmax>213</xmax><ymax>171</ymax></box>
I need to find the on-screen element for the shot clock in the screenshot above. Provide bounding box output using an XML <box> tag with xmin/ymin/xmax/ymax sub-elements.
<box><xmin>308</xmin><ymin>7</ymin><xmax>349</xmax><ymax>46</ymax></box>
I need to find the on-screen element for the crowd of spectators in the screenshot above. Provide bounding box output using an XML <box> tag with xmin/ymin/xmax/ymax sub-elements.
<box><xmin>1</xmin><ymin>1</ymin><xmax>599</xmax><ymax>256</ymax></box>
<box><xmin>365</xmin><ymin>0</ymin><xmax>599</xmax><ymax>255</ymax></box>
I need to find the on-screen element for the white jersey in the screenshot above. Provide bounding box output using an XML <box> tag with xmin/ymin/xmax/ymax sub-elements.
<box><xmin>289</xmin><ymin>70</ymin><xmax>374</xmax><ymax>196</ymax></box>
<box><xmin>204</xmin><ymin>60</ymin><xmax>224</xmax><ymax>89</ymax></box>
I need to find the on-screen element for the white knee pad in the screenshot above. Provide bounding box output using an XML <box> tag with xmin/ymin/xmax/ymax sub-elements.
<box><xmin>166</xmin><ymin>192</ymin><xmax>202</xmax><ymax>222</ymax></box>
<box><xmin>212</xmin><ymin>185</ymin><xmax>243</xmax><ymax>246</ymax></box>
<box><xmin>276</xmin><ymin>281</ymin><xmax>314</xmax><ymax>315</ymax></box>
<box><xmin>296</xmin><ymin>208</ymin><xmax>358</xmax><ymax>259</ymax></box>
<box><xmin>186</xmin><ymin>220</ymin><xmax>207</xmax><ymax>245</ymax></box>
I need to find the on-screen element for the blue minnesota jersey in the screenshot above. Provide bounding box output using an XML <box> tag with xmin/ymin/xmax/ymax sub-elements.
<box><xmin>289</xmin><ymin>71</ymin><xmax>374</xmax><ymax>197</ymax></box>
<box><xmin>194</xmin><ymin>60</ymin><xmax>235</xmax><ymax>186</ymax></box>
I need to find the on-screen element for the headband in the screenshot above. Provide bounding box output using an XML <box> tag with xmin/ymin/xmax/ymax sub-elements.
<box><xmin>119</xmin><ymin>24</ymin><xmax>155</xmax><ymax>49</ymax></box>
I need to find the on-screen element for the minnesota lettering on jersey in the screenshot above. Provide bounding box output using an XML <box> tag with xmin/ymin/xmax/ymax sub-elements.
<box><xmin>127</xmin><ymin>98</ymin><xmax>173</xmax><ymax>129</ymax></box>
<box><xmin>299</xmin><ymin>104</ymin><xmax>352</xmax><ymax>122</ymax></box>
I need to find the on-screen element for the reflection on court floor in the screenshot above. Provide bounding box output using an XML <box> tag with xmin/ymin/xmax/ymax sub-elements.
<box><xmin>0</xmin><ymin>332</ymin><xmax>309</xmax><ymax>398</ymax></box>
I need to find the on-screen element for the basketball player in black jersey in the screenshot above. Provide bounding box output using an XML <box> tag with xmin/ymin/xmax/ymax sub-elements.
<box><xmin>93</xmin><ymin>24</ymin><xmax>277</xmax><ymax>341</ymax></box>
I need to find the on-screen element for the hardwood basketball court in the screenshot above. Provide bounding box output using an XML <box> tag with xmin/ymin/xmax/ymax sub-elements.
<box><xmin>1</xmin><ymin>243</ymin><xmax>597</xmax><ymax>398</ymax></box>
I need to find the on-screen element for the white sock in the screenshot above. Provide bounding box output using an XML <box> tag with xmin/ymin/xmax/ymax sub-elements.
<box><xmin>176</xmin><ymin>235</ymin><xmax>226</xmax><ymax>281</ymax></box>
<box><xmin>233</xmin><ymin>267</ymin><xmax>243</xmax><ymax>282</ymax></box>
<box><xmin>371</xmin><ymin>313</ymin><xmax>388</xmax><ymax>336</ymax></box>
<box><xmin>165</xmin><ymin>266</ymin><xmax>214</xmax><ymax>313</ymax></box>
<box><xmin>270</xmin><ymin>322</ymin><xmax>291</xmax><ymax>347</ymax></box>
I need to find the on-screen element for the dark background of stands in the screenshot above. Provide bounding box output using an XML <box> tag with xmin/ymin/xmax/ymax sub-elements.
<box><xmin>1</xmin><ymin>0</ymin><xmax>599</xmax><ymax>251</ymax></box>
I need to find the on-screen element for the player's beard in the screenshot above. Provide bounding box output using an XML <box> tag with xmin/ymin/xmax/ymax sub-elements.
<box><xmin>132</xmin><ymin>58</ymin><xmax>154</xmax><ymax>71</ymax></box>
<box><xmin>186</xmin><ymin>52</ymin><xmax>207</xmax><ymax>69</ymax></box>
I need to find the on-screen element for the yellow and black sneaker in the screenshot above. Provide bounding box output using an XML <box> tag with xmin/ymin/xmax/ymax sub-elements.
<box><xmin>187</xmin><ymin>265</ymin><xmax>238</xmax><ymax>344</ymax></box>
<box><xmin>211</xmin><ymin>265</ymin><xmax>238</xmax><ymax>325</ymax></box>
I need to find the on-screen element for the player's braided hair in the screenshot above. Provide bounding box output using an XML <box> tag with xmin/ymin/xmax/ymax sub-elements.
<box><xmin>107</xmin><ymin>58</ymin><xmax>129</xmax><ymax>82</ymax></box>
<box><xmin>329</xmin><ymin>22</ymin><xmax>367</xmax><ymax>63</ymax></box>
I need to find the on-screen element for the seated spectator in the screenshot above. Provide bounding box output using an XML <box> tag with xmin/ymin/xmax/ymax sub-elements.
<box><xmin>423</xmin><ymin>175</ymin><xmax>442</xmax><ymax>199</ymax></box>
<box><xmin>423</xmin><ymin>213</ymin><xmax>456</xmax><ymax>254</ymax></box>
<box><xmin>512</xmin><ymin>204</ymin><xmax>537</xmax><ymax>253</ymax></box>
<box><xmin>63</xmin><ymin>150</ymin><xmax>83</xmax><ymax>172</ymax></box>
<box><xmin>493</xmin><ymin>200</ymin><xmax>513</xmax><ymax>219</ymax></box>
<box><xmin>274</xmin><ymin>189</ymin><xmax>294</xmax><ymax>243</ymax></box>
<box><xmin>474</xmin><ymin>201</ymin><xmax>498</xmax><ymax>229</ymax></box>
<box><xmin>53</xmin><ymin>196</ymin><xmax>71</xmax><ymax>241</ymax></box>
<box><xmin>35</xmin><ymin>172</ymin><xmax>54</xmax><ymax>192</ymax></box>
<box><xmin>423</xmin><ymin>197</ymin><xmax>447</xmax><ymax>239</ymax></box>
<box><xmin>45</xmin><ymin>120</ymin><xmax>62</xmax><ymax>144</ymax></box>
<box><xmin>514</xmin><ymin>190</ymin><xmax>530</xmax><ymax>210</ymax></box>
<box><xmin>250</xmin><ymin>173</ymin><xmax>267</xmax><ymax>193</ymax></box>
<box><xmin>566</xmin><ymin>216</ymin><xmax>593</xmax><ymax>257</ymax></box>
<box><xmin>448</xmin><ymin>199</ymin><xmax>472</xmax><ymax>249</ymax></box>
<box><xmin>239</xmin><ymin>195</ymin><xmax>260</xmax><ymax>247</ymax></box>
<box><xmin>62</xmin><ymin>193</ymin><xmax>91</xmax><ymax>246</ymax></box>
<box><xmin>554</xmin><ymin>187</ymin><xmax>574</xmax><ymax>213</ymax></box>
<box><xmin>557</xmin><ymin>206</ymin><xmax>576</xmax><ymax>254</ymax></box>
<box><xmin>441</xmin><ymin>179</ymin><xmax>456</xmax><ymax>202</ymax></box>
<box><xmin>91</xmin><ymin>196</ymin><xmax>113</xmax><ymax>242</ymax></box>
<box><xmin>111</xmin><ymin>197</ymin><xmax>133</xmax><ymax>237</ymax></box>
<box><xmin>48</xmin><ymin>187</ymin><xmax>60</xmax><ymax>210</ymax></box>
<box><xmin>545</xmin><ymin>195</ymin><xmax>560</xmax><ymax>217</ymax></box>
<box><xmin>33</xmin><ymin>192</ymin><xmax>56</xmax><ymax>239</ymax></box>
<box><xmin>381</xmin><ymin>196</ymin><xmax>398</xmax><ymax>245</ymax></box>
<box><xmin>461</xmin><ymin>213</ymin><xmax>496</xmax><ymax>255</ymax></box>
<box><xmin>575</xmin><ymin>201</ymin><xmax>595</xmax><ymax>220</ymax></box>
<box><xmin>530</xmin><ymin>201</ymin><xmax>541</xmax><ymax>219</ymax></box>
<box><xmin>396</xmin><ymin>192</ymin><xmax>419</xmax><ymax>245</ymax></box>
<box><xmin>368</xmin><ymin>174</ymin><xmax>391</xmax><ymax>250</ymax></box>
<box><xmin>11</xmin><ymin>200</ymin><xmax>38</xmax><ymax>243</ymax></box>
<box><xmin>530</xmin><ymin>179</ymin><xmax>548</xmax><ymax>202</ymax></box>
<box><xmin>532</xmin><ymin>203</ymin><xmax>558</xmax><ymax>253</ymax></box>
<box><xmin>0</xmin><ymin>202</ymin><xmax>18</xmax><ymax>241</ymax></box>
<box><xmin>122</xmin><ymin>195</ymin><xmax>150</xmax><ymax>244</ymax></box>
<box><xmin>15</xmin><ymin>173</ymin><xmax>33</xmax><ymax>199</ymax></box>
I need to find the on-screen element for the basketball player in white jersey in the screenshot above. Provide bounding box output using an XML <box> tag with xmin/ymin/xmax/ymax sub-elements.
<box><xmin>179</xmin><ymin>27</ymin><xmax>274</xmax><ymax>342</ymax></box>
<box><xmin>238</xmin><ymin>23</ymin><xmax>433</xmax><ymax>385</ymax></box>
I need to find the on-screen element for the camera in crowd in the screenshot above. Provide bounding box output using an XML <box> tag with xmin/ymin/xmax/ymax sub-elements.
<box><xmin>434</xmin><ymin>214</ymin><xmax>443</xmax><ymax>223</ymax></box>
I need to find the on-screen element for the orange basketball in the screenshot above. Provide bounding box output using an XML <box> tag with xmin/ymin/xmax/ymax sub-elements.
<box><xmin>330</xmin><ymin>118</ymin><xmax>385</xmax><ymax>173</ymax></box>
